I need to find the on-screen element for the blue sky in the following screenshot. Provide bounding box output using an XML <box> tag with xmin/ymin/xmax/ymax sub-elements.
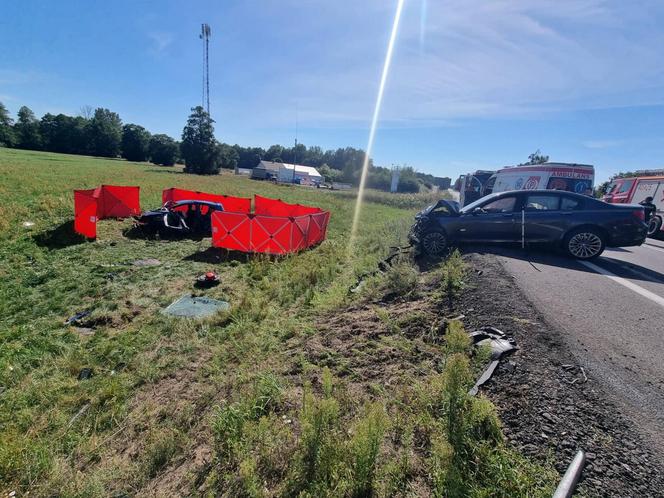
<box><xmin>2</xmin><ymin>0</ymin><xmax>664</xmax><ymax>182</ymax></box>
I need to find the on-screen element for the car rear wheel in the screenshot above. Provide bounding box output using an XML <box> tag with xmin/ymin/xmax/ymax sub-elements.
<box><xmin>564</xmin><ymin>228</ymin><xmax>605</xmax><ymax>259</ymax></box>
<box><xmin>421</xmin><ymin>230</ymin><xmax>448</xmax><ymax>256</ymax></box>
<box><xmin>647</xmin><ymin>216</ymin><xmax>662</xmax><ymax>237</ymax></box>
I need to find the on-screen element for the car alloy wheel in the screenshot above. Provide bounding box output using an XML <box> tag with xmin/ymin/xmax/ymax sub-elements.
<box><xmin>568</xmin><ymin>232</ymin><xmax>603</xmax><ymax>259</ymax></box>
<box><xmin>422</xmin><ymin>231</ymin><xmax>447</xmax><ymax>256</ymax></box>
<box><xmin>647</xmin><ymin>216</ymin><xmax>662</xmax><ymax>237</ymax></box>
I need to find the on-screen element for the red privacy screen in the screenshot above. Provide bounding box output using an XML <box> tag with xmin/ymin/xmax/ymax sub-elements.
<box><xmin>73</xmin><ymin>185</ymin><xmax>140</xmax><ymax>238</ymax></box>
<box><xmin>212</xmin><ymin>196</ymin><xmax>330</xmax><ymax>254</ymax></box>
<box><xmin>162</xmin><ymin>188</ymin><xmax>251</xmax><ymax>214</ymax></box>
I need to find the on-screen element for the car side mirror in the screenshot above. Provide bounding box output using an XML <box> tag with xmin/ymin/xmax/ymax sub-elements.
<box><xmin>472</xmin><ymin>207</ymin><xmax>485</xmax><ymax>215</ymax></box>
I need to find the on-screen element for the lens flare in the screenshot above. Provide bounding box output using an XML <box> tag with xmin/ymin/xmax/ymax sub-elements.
<box><xmin>420</xmin><ymin>0</ymin><xmax>427</xmax><ymax>53</ymax></box>
<box><xmin>349</xmin><ymin>0</ymin><xmax>405</xmax><ymax>248</ymax></box>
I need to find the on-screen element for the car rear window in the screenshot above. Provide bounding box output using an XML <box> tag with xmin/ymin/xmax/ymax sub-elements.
<box><xmin>525</xmin><ymin>195</ymin><xmax>559</xmax><ymax>211</ymax></box>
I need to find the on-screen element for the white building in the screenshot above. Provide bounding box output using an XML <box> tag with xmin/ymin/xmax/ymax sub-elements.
<box><xmin>253</xmin><ymin>160</ymin><xmax>323</xmax><ymax>185</ymax></box>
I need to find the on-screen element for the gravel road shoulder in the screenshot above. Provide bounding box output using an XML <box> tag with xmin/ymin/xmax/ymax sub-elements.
<box><xmin>456</xmin><ymin>251</ymin><xmax>664</xmax><ymax>497</ymax></box>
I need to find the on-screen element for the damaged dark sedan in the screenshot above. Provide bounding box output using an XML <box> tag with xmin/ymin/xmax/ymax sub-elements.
<box><xmin>410</xmin><ymin>190</ymin><xmax>647</xmax><ymax>259</ymax></box>
<box><xmin>134</xmin><ymin>200</ymin><xmax>223</xmax><ymax>238</ymax></box>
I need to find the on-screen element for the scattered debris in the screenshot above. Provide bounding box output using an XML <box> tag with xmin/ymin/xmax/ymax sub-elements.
<box><xmin>132</xmin><ymin>258</ymin><xmax>161</xmax><ymax>267</ymax></box>
<box><xmin>162</xmin><ymin>295</ymin><xmax>230</xmax><ymax>318</ymax></box>
<box><xmin>468</xmin><ymin>327</ymin><xmax>518</xmax><ymax>396</ymax></box>
<box><xmin>553</xmin><ymin>450</ymin><xmax>586</xmax><ymax>498</ymax></box>
<box><xmin>22</xmin><ymin>221</ymin><xmax>35</xmax><ymax>228</ymax></box>
<box><xmin>112</xmin><ymin>362</ymin><xmax>127</xmax><ymax>374</ymax></box>
<box><xmin>72</xmin><ymin>327</ymin><xmax>95</xmax><ymax>337</ymax></box>
<box><xmin>580</xmin><ymin>367</ymin><xmax>588</xmax><ymax>383</ymax></box>
<box><xmin>64</xmin><ymin>310</ymin><xmax>91</xmax><ymax>326</ymax></box>
<box><xmin>77</xmin><ymin>368</ymin><xmax>93</xmax><ymax>380</ymax></box>
<box><xmin>68</xmin><ymin>403</ymin><xmax>91</xmax><ymax>427</ymax></box>
<box><xmin>350</xmin><ymin>244</ymin><xmax>412</xmax><ymax>293</ymax></box>
<box><xmin>195</xmin><ymin>271</ymin><xmax>220</xmax><ymax>288</ymax></box>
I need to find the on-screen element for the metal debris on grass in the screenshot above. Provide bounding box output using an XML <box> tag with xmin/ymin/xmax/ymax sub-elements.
<box><xmin>64</xmin><ymin>310</ymin><xmax>91</xmax><ymax>326</ymax></box>
<box><xmin>350</xmin><ymin>244</ymin><xmax>412</xmax><ymax>293</ymax></box>
<box><xmin>553</xmin><ymin>450</ymin><xmax>586</xmax><ymax>498</ymax></box>
<box><xmin>468</xmin><ymin>326</ymin><xmax>518</xmax><ymax>396</ymax></box>
<box><xmin>162</xmin><ymin>294</ymin><xmax>230</xmax><ymax>318</ymax></box>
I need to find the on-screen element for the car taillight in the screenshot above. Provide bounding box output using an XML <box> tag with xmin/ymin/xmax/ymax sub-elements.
<box><xmin>632</xmin><ymin>209</ymin><xmax>645</xmax><ymax>222</ymax></box>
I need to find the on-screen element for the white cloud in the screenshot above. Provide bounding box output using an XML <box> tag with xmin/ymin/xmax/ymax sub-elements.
<box><xmin>228</xmin><ymin>0</ymin><xmax>664</xmax><ymax>127</ymax></box>
<box><xmin>148</xmin><ymin>31</ymin><xmax>174</xmax><ymax>54</ymax></box>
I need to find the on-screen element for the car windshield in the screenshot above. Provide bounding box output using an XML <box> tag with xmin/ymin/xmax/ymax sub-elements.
<box><xmin>617</xmin><ymin>179</ymin><xmax>635</xmax><ymax>193</ymax></box>
<box><xmin>460</xmin><ymin>193</ymin><xmax>504</xmax><ymax>213</ymax></box>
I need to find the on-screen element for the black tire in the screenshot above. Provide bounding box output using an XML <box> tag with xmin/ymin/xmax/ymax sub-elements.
<box><xmin>647</xmin><ymin>216</ymin><xmax>662</xmax><ymax>237</ymax></box>
<box><xmin>421</xmin><ymin>230</ymin><xmax>448</xmax><ymax>256</ymax></box>
<box><xmin>564</xmin><ymin>227</ymin><xmax>606</xmax><ymax>260</ymax></box>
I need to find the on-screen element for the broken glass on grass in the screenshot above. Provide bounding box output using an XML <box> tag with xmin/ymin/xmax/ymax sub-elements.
<box><xmin>162</xmin><ymin>294</ymin><xmax>230</xmax><ymax>318</ymax></box>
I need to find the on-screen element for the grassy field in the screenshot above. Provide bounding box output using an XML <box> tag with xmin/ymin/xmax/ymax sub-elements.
<box><xmin>0</xmin><ymin>148</ymin><xmax>556</xmax><ymax>496</ymax></box>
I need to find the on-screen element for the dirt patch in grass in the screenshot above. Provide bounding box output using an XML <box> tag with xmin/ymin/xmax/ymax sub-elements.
<box><xmin>79</xmin><ymin>347</ymin><xmax>220</xmax><ymax>496</ymax></box>
<box><xmin>456</xmin><ymin>251</ymin><xmax>664</xmax><ymax>497</ymax></box>
<box><xmin>299</xmin><ymin>298</ymin><xmax>445</xmax><ymax>396</ymax></box>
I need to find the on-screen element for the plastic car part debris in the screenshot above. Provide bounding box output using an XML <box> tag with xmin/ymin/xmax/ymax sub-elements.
<box><xmin>162</xmin><ymin>294</ymin><xmax>230</xmax><ymax>318</ymax></box>
<box><xmin>468</xmin><ymin>327</ymin><xmax>518</xmax><ymax>396</ymax></box>
<box><xmin>132</xmin><ymin>258</ymin><xmax>161</xmax><ymax>267</ymax></box>
<box><xmin>64</xmin><ymin>310</ymin><xmax>91</xmax><ymax>325</ymax></box>
<box><xmin>195</xmin><ymin>271</ymin><xmax>220</xmax><ymax>288</ymax></box>
<box><xmin>77</xmin><ymin>368</ymin><xmax>93</xmax><ymax>380</ymax></box>
<box><xmin>553</xmin><ymin>450</ymin><xmax>586</xmax><ymax>498</ymax></box>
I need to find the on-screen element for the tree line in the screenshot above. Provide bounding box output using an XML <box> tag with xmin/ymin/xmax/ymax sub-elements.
<box><xmin>1</xmin><ymin>101</ymin><xmax>449</xmax><ymax>192</ymax></box>
<box><xmin>0</xmin><ymin>102</ymin><xmax>178</xmax><ymax>166</ymax></box>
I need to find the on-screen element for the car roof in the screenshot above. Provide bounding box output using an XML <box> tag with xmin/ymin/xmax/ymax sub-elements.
<box><xmin>172</xmin><ymin>199</ymin><xmax>223</xmax><ymax>207</ymax></box>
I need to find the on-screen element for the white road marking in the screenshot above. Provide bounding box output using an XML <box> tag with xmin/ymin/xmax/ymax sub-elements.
<box><xmin>580</xmin><ymin>260</ymin><xmax>664</xmax><ymax>308</ymax></box>
<box><xmin>643</xmin><ymin>243</ymin><xmax>664</xmax><ymax>253</ymax></box>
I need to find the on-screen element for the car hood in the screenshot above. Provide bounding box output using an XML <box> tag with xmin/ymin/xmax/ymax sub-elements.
<box><xmin>417</xmin><ymin>199</ymin><xmax>460</xmax><ymax>218</ymax></box>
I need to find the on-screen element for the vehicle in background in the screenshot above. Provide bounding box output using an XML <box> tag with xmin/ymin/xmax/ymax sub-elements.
<box><xmin>409</xmin><ymin>189</ymin><xmax>646</xmax><ymax>259</ymax></box>
<box><xmin>603</xmin><ymin>175</ymin><xmax>664</xmax><ymax>236</ymax></box>
<box><xmin>134</xmin><ymin>200</ymin><xmax>224</xmax><ymax>238</ymax></box>
<box><xmin>458</xmin><ymin>163</ymin><xmax>595</xmax><ymax>207</ymax></box>
<box><xmin>458</xmin><ymin>170</ymin><xmax>496</xmax><ymax>206</ymax></box>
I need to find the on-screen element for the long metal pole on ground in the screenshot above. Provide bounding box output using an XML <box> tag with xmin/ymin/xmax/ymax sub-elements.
<box><xmin>553</xmin><ymin>450</ymin><xmax>586</xmax><ymax>498</ymax></box>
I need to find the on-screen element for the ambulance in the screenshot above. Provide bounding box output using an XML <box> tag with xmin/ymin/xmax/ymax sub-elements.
<box><xmin>486</xmin><ymin>163</ymin><xmax>595</xmax><ymax>196</ymax></box>
<box><xmin>459</xmin><ymin>163</ymin><xmax>595</xmax><ymax>206</ymax></box>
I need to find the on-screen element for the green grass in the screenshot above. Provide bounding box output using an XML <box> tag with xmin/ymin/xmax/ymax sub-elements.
<box><xmin>0</xmin><ymin>148</ymin><xmax>557</xmax><ymax>496</ymax></box>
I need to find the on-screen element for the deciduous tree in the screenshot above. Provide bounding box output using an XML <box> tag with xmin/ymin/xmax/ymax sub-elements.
<box><xmin>14</xmin><ymin>106</ymin><xmax>42</xmax><ymax>150</ymax></box>
<box><xmin>121</xmin><ymin>124</ymin><xmax>151</xmax><ymax>162</ymax></box>
<box><xmin>180</xmin><ymin>106</ymin><xmax>221</xmax><ymax>174</ymax></box>
<box><xmin>149</xmin><ymin>134</ymin><xmax>178</xmax><ymax>166</ymax></box>
<box><xmin>89</xmin><ymin>108</ymin><xmax>122</xmax><ymax>157</ymax></box>
<box><xmin>0</xmin><ymin>102</ymin><xmax>15</xmax><ymax>147</ymax></box>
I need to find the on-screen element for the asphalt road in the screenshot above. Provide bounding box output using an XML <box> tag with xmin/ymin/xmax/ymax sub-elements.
<box><xmin>490</xmin><ymin>237</ymin><xmax>664</xmax><ymax>456</ymax></box>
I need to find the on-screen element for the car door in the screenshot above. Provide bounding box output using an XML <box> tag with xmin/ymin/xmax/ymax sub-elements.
<box><xmin>458</xmin><ymin>194</ymin><xmax>520</xmax><ymax>242</ymax></box>
<box><xmin>522</xmin><ymin>193</ymin><xmax>565</xmax><ymax>242</ymax></box>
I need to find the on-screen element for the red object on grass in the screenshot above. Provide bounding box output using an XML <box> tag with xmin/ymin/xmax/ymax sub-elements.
<box><xmin>211</xmin><ymin>196</ymin><xmax>330</xmax><ymax>255</ymax></box>
<box><xmin>74</xmin><ymin>185</ymin><xmax>140</xmax><ymax>239</ymax></box>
